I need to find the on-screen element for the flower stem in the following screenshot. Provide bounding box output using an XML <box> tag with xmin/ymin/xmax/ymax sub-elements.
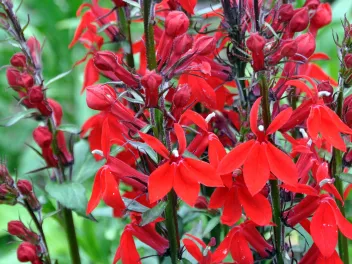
<box><xmin>142</xmin><ymin>1</ymin><xmax>180</xmax><ymax>262</ymax></box>
<box><xmin>259</xmin><ymin>74</ymin><xmax>284</xmax><ymax>264</ymax></box>
<box><xmin>165</xmin><ymin>190</ymin><xmax>180</xmax><ymax>264</ymax></box>
<box><xmin>63</xmin><ymin>207</ymin><xmax>81</xmax><ymax>264</ymax></box>
<box><xmin>117</xmin><ymin>7</ymin><xmax>135</xmax><ymax>68</ymax></box>
<box><xmin>332</xmin><ymin>78</ymin><xmax>349</xmax><ymax>264</ymax></box>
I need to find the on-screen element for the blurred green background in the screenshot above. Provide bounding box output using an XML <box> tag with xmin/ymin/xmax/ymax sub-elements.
<box><xmin>0</xmin><ymin>0</ymin><xmax>351</xmax><ymax>263</ymax></box>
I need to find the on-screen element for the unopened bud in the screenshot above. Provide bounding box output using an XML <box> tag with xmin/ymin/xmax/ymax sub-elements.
<box><xmin>289</xmin><ymin>8</ymin><xmax>309</xmax><ymax>33</ymax></box>
<box><xmin>141</xmin><ymin>71</ymin><xmax>162</xmax><ymax>108</ymax></box>
<box><xmin>173</xmin><ymin>85</ymin><xmax>191</xmax><ymax>108</ymax></box>
<box><xmin>344</xmin><ymin>54</ymin><xmax>352</xmax><ymax>69</ymax></box>
<box><xmin>278</xmin><ymin>4</ymin><xmax>294</xmax><ymax>23</ymax></box>
<box><xmin>192</xmin><ymin>36</ymin><xmax>215</xmax><ymax>56</ymax></box>
<box><xmin>317</xmin><ymin>81</ymin><xmax>334</xmax><ymax>104</ymax></box>
<box><xmin>17</xmin><ymin>242</ymin><xmax>39</xmax><ymax>263</ymax></box>
<box><xmin>86</xmin><ymin>84</ymin><xmax>116</xmax><ymax>110</ymax></box>
<box><xmin>194</xmin><ymin>196</ymin><xmax>208</xmax><ymax>210</ymax></box>
<box><xmin>28</xmin><ymin>86</ymin><xmax>44</xmax><ymax>103</ymax></box>
<box><xmin>6</xmin><ymin>68</ymin><xmax>34</xmax><ymax>91</ymax></box>
<box><xmin>10</xmin><ymin>53</ymin><xmax>27</xmax><ymax>68</ymax></box>
<box><xmin>165</xmin><ymin>11</ymin><xmax>189</xmax><ymax>37</ymax></box>
<box><xmin>280</xmin><ymin>40</ymin><xmax>297</xmax><ymax>58</ymax></box>
<box><xmin>33</xmin><ymin>126</ymin><xmax>52</xmax><ymax>148</ymax></box>
<box><xmin>17</xmin><ymin>180</ymin><xmax>33</xmax><ymax>196</ymax></box>
<box><xmin>8</xmin><ymin>221</ymin><xmax>39</xmax><ymax>244</ymax></box>
<box><xmin>94</xmin><ymin>51</ymin><xmax>118</xmax><ymax>71</ymax></box>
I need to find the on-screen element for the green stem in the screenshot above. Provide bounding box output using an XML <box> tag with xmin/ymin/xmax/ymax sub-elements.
<box><xmin>165</xmin><ymin>191</ymin><xmax>180</xmax><ymax>264</ymax></box>
<box><xmin>259</xmin><ymin>74</ymin><xmax>284</xmax><ymax>264</ymax></box>
<box><xmin>63</xmin><ymin>208</ymin><xmax>81</xmax><ymax>264</ymax></box>
<box><xmin>117</xmin><ymin>7</ymin><xmax>135</xmax><ymax>68</ymax></box>
<box><xmin>142</xmin><ymin>1</ymin><xmax>180</xmax><ymax>262</ymax></box>
<box><xmin>332</xmin><ymin>79</ymin><xmax>350</xmax><ymax>264</ymax></box>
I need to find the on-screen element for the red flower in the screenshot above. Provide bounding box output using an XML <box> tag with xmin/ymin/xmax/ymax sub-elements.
<box><xmin>218</xmin><ymin>97</ymin><xmax>298</xmax><ymax>195</ymax></box>
<box><xmin>140</xmin><ymin>123</ymin><xmax>223</xmax><ymax>206</ymax></box>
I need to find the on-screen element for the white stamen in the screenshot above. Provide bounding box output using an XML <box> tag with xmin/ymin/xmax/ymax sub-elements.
<box><xmin>299</xmin><ymin>128</ymin><xmax>309</xmax><ymax>139</ymax></box>
<box><xmin>307</xmin><ymin>139</ymin><xmax>313</xmax><ymax>147</ymax></box>
<box><xmin>319</xmin><ymin>178</ymin><xmax>335</xmax><ymax>188</ymax></box>
<box><xmin>258</xmin><ymin>125</ymin><xmax>264</xmax><ymax>132</ymax></box>
<box><xmin>205</xmin><ymin>112</ymin><xmax>216</xmax><ymax>123</ymax></box>
<box><xmin>92</xmin><ymin>149</ymin><xmax>104</xmax><ymax>157</ymax></box>
<box><xmin>106</xmin><ymin>94</ymin><xmax>112</xmax><ymax>98</ymax></box>
<box><xmin>172</xmin><ymin>149</ymin><xmax>179</xmax><ymax>157</ymax></box>
<box><xmin>318</xmin><ymin>91</ymin><xmax>331</xmax><ymax>97</ymax></box>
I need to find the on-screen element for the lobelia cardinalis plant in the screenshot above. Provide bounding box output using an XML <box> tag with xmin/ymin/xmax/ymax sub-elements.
<box><xmin>1</xmin><ymin>0</ymin><xmax>352</xmax><ymax>263</ymax></box>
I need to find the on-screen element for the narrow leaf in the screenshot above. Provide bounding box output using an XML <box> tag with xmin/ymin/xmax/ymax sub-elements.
<box><xmin>140</xmin><ymin>201</ymin><xmax>167</xmax><ymax>226</ymax></box>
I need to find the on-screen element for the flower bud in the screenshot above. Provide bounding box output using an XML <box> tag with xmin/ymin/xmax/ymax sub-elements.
<box><xmin>94</xmin><ymin>51</ymin><xmax>118</xmax><ymax>71</ymax></box>
<box><xmin>33</xmin><ymin>126</ymin><xmax>52</xmax><ymax>148</ymax></box>
<box><xmin>17</xmin><ymin>242</ymin><xmax>39</xmax><ymax>263</ymax></box>
<box><xmin>344</xmin><ymin>54</ymin><xmax>352</xmax><ymax>69</ymax></box>
<box><xmin>0</xmin><ymin>184</ymin><xmax>18</xmax><ymax>205</ymax></box>
<box><xmin>48</xmin><ymin>99</ymin><xmax>63</xmax><ymax>126</ymax></box>
<box><xmin>173</xmin><ymin>34</ymin><xmax>193</xmax><ymax>56</ymax></box>
<box><xmin>194</xmin><ymin>196</ymin><xmax>208</xmax><ymax>209</ymax></box>
<box><xmin>86</xmin><ymin>84</ymin><xmax>116</xmax><ymax>110</ymax></box>
<box><xmin>0</xmin><ymin>164</ymin><xmax>13</xmax><ymax>186</ymax></box>
<box><xmin>317</xmin><ymin>81</ymin><xmax>334</xmax><ymax>105</ymax></box>
<box><xmin>280</xmin><ymin>40</ymin><xmax>297</xmax><ymax>57</ymax></box>
<box><xmin>8</xmin><ymin>221</ymin><xmax>39</xmax><ymax>244</ymax></box>
<box><xmin>0</xmin><ymin>12</ymin><xmax>10</xmax><ymax>30</ymax></box>
<box><xmin>289</xmin><ymin>8</ymin><xmax>309</xmax><ymax>33</ymax></box>
<box><xmin>10</xmin><ymin>53</ymin><xmax>27</xmax><ymax>68</ymax></box>
<box><xmin>141</xmin><ymin>71</ymin><xmax>162</xmax><ymax>108</ymax></box>
<box><xmin>165</xmin><ymin>11</ymin><xmax>189</xmax><ymax>37</ymax></box>
<box><xmin>28</xmin><ymin>86</ymin><xmax>44</xmax><ymax>103</ymax></box>
<box><xmin>246</xmin><ymin>33</ymin><xmax>266</xmax><ymax>54</ymax></box>
<box><xmin>192</xmin><ymin>36</ymin><xmax>216</xmax><ymax>56</ymax></box>
<box><xmin>293</xmin><ymin>33</ymin><xmax>316</xmax><ymax>61</ymax></box>
<box><xmin>309</xmin><ymin>3</ymin><xmax>332</xmax><ymax>36</ymax></box>
<box><xmin>303</xmin><ymin>0</ymin><xmax>320</xmax><ymax>10</ymax></box>
<box><xmin>173</xmin><ymin>84</ymin><xmax>191</xmax><ymax>108</ymax></box>
<box><xmin>17</xmin><ymin>179</ymin><xmax>33</xmax><ymax>196</ymax></box>
<box><xmin>6</xmin><ymin>68</ymin><xmax>34</xmax><ymax>91</ymax></box>
<box><xmin>278</xmin><ymin>4</ymin><xmax>294</xmax><ymax>23</ymax></box>
<box><xmin>27</xmin><ymin>37</ymin><xmax>41</xmax><ymax>70</ymax></box>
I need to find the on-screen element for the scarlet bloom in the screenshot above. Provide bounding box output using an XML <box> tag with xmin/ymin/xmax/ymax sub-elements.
<box><xmin>218</xmin><ymin>97</ymin><xmax>298</xmax><ymax>195</ymax></box>
<box><xmin>140</xmin><ymin>123</ymin><xmax>223</xmax><ymax>206</ymax></box>
<box><xmin>246</xmin><ymin>33</ymin><xmax>266</xmax><ymax>72</ymax></box>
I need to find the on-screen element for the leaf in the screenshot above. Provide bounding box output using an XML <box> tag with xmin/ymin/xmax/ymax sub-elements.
<box><xmin>58</xmin><ymin>124</ymin><xmax>81</xmax><ymax>134</ymax></box>
<box><xmin>122</xmin><ymin>197</ymin><xmax>149</xmax><ymax>213</ymax></box>
<box><xmin>122</xmin><ymin>0</ymin><xmax>141</xmax><ymax>8</ymax></box>
<box><xmin>0</xmin><ymin>108</ymin><xmax>38</xmax><ymax>127</ymax></box>
<box><xmin>45</xmin><ymin>68</ymin><xmax>73</xmax><ymax>87</ymax></box>
<box><xmin>203</xmin><ymin>216</ymin><xmax>220</xmax><ymax>236</ymax></box>
<box><xmin>338</xmin><ymin>173</ymin><xmax>352</xmax><ymax>184</ymax></box>
<box><xmin>128</xmin><ymin>140</ymin><xmax>158</xmax><ymax>163</ymax></box>
<box><xmin>72</xmin><ymin>141</ymin><xmax>105</xmax><ymax>183</ymax></box>
<box><xmin>45</xmin><ymin>182</ymin><xmax>88</xmax><ymax>216</ymax></box>
<box><xmin>140</xmin><ymin>201</ymin><xmax>167</xmax><ymax>226</ymax></box>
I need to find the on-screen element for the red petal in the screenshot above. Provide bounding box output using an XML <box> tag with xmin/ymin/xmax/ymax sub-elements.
<box><xmin>266</xmin><ymin>143</ymin><xmax>298</xmax><ymax>186</ymax></box>
<box><xmin>285</xmin><ymin>79</ymin><xmax>314</xmax><ymax>98</ymax></box>
<box><xmin>250</xmin><ymin>97</ymin><xmax>262</xmax><ymax>136</ymax></box>
<box><xmin>113</xmin><ymin>228</ymin><xmax>141</xmax><ymax>264</ymax></box>
<box><xmin>185</xmin><ymin>234</ymin><xmax>207</xmax><ymax>248</ymax></box>
<box><xmin>139</xmin><ymin>132</ymin><xmax>169</xmax><ymax>159</ymax></box>
<box><xmin>267</xmin><ymin>107</ymin><xmax>292</xmax><ymax>135</ymax></box>
<box><xmin>230</xmin><ymin>231</ymin><xmax>254</xmax><ymax>264</ymax></box>
<box><xmin>183</xmin><ymin>239</ymin><xmax>203</xmax><ymax>262</ymax></box>
<box><xmin>86</xmin><ymin>167</ymin><xmax>103</xmax><ymax>214</ymax></box>
<box><xmin>184</xmin><ymin>157</ymin><xmax>223</xmax><ymax>187</ymax></box>
<box><xmin>281</xmin><ymin>183</ymin><xmax>319</xmax><ymax>196</ymax></box>
<box><xmin>148</xmin><ymin>162</ymin><xmax>174</xmax><ymax>203</ymax></box>
<box><xmin>174</xmin><ymin>123</ymin><xmax>187</xmax><ymax>156</ymax></box>
<box><xmin>316</xmin><ymin>251</ymin><xmax>343</xmax><ymax>264</ymax></box>
<box><xmin>311</xmin><ymin>202</ymin><xmax>338</xmax><ymax>257</ymax></box>
<box><xmin>180</xmin><ymin>110</ymin><xmax>208</xmax><ymax>131</ymax></box>
<box><xmin>102</xmin><ymin>169</ymin><xmax>125</xmax><ymax>215</ymax></box>
<box><xmin>309</xmin><ymin>53</ymin><xmax>330</xmax><ymax>61</ymax></box>
<box><xmin>326</xmin><ymin>198</ymin><xmax>352</xmax><ymax>240</ymax></box>
<box><xmin>208</xmin><ymin>187</ymin><xmax>229</xmax><ymax>209</ymax></box>
<box><xmin>208</xmin><ymin>133</ymin><xmax>226</xmax><ymax>168</ymax></box>
<box><xmin>179</xmin><ymin>0</ymin><xmax>197</xmax><ymax>14</ymax></box>
<box><xmin>212</xmin><ymin>233</ymin><xmax>231</xmax><ymax>262</ymax></box>
<box><xmin>322</xmin><ymin>106</ymin><xmax>352</xmax><ymax>135</ymax></box>
<box><xmin>238</xmin><ymin>186</ymin><xmax>272</xmax><ymax>226</ymax></box>
<box><xmin>82</xmin><ymin>58</ymin><xmax>99</xmax><ymax>93</ymax></box>
<box><xmin>344</xmin><ymin>184</ymin><xmax>352</xmax><ymax>200</ymax></box>
<box><xmin>307</xmin><ymin>107</ymin><xmax>321</xmax><ymax>140</ymax></box>
<box><xmin>221</xmin><ymin>187</ymin><xmax>242</xmax><ymax>226</ymax></box>
<box><xmin>217</xmin><ymin>140</ymin><xmax>255</xmax><ymax>175</ymax></box>
<box><xmin>175</xmin><ymin>162</ymin><xmax>200</xmax><ymax>206</ymax></box>
<box><xmin>101</xmin><ymin>118</ymin><xmax>110</xmax><ymax>158</ymax></box>
<box><xmin>243</xmin><ymin>142</ymin><xmax>270</xmax><ymax>195</ymax></box>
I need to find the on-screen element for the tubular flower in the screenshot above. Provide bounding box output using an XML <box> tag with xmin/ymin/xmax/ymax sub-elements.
<box><xmin>218</xmin><ymin>97</ymin><xmax>298</xmax><ymax>195</ymax></box>
<box><xmin>140</xmin><ymin>123</ymin><xmax>223</xmax><ymax>206</ymax></box>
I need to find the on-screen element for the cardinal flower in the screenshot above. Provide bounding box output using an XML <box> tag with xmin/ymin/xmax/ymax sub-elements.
<box><xmin>217</xmin><ymin>97</ymin><xmax>298</xmax><ymax>195</ymax></box>
<box><xmin>281</xmin><ymin>77</ymin><xmax>352</xmax><ymax>151</ymax></box>
<box><xmin>140</xmin><ymin>123</ymin><xmax>223</xmax><ymax>206</ymax></box>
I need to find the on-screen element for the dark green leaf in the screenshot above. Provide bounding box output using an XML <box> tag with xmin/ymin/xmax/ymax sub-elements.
<box><xmin>0</xmin><ymin>108</ymin><xmax>38</xmax><ymax>127</ymax></box>
<box><xmin>123</xmin><ymin>197</ymin><xmax>149</xmax><ymax>213</ymax></box>
<box><xmin>128</xmin><ymin>140</ymin><xmax>158</xmax><ymax>163</ymax></box>
<box><xmin>140</xmin><ymin>201</ymin><xmax>167</xmax><ymax>226</ymax></box>
<box><xmin>338</xmin><ymin>173</ymin><xmax>352</xmax><ymax>184</ymax></box>
<box><xmin>57</xmin><ymin>124</ymin><xmax>81</xmax><ymax>134</ymax></box>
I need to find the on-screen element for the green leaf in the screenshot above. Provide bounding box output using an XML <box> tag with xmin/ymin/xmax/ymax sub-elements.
<box><xmin>73</xmin><ymin>141</ymin><xmax>105</xmax><ymax>183</ymax></box>
<box><xmin>140</xmin><ymin>201</ymin><xmax>167</xmax><ymax>226</ymax></box>
<box><xmin>338</xmin><ymin>173</ymin><xmax>352</xmax><ymax>184</ymax></box>
<box><xmin>0</xmin><ymin>108</ymin><xmax>38</xmax><ymax>127</ymax></box>
<box><xmin>122</xmin><ymin>0</ymin><xmax>141</xmax><ymax>8</ymax></box>
<box><xmin>122</xmin><ymin>197</ymin><xmax>149</xmax><ymax>213</ymax></box>
<box><xmin>45</xmin><ymin>68</ymin><xmax>73</xmax><ymax>87</ymax></box>
<box><xmin>57</xmin><ymin>124</ymin><xmax>81</xmax><ymax>134</ymax></box>
<box><xmin>127</xmin><ymin>140</ymin><xmax>158</xmax><ymax>163</ymax></box>
<box><xmin>203</xmin><ymin>216</ymin><xmax>220</xmax><ymax>236</ymax></box>
<box><xmin>45</xmin><ymin>182</ymin><xmax>88</xmax><ymax>216</ymax></box>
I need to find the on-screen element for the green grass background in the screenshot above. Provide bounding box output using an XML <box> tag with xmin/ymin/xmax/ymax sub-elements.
<box><xmin>0</xmin><ymin>0</ymin><xmax>351</xmax><ymax>263</ymax></box>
